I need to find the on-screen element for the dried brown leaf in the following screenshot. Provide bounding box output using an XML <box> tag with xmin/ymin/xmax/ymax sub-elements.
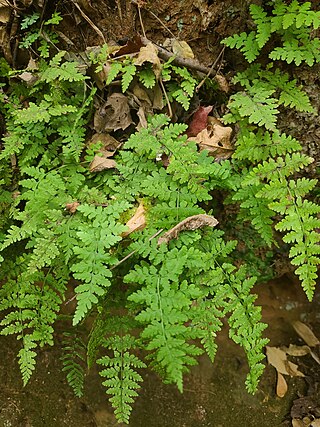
<box><xmin>152</xmin><ymin>83</ymin><xmax>164</xmax><ymax>110</ymax></box>
<box><xmin>285</xmin><ymin>344</ymin><xmax>310</xmax><ymax>357</ymax></box>
<box><xmin>186</xmin><ymin>106</ymin><xmax>213</xmax><ymax>137</ymax></box>
<box><xmin>266</xmin><ymin>346</ymin><xmax>304</xmax><ymax>377</ymax></box>
<box><xmin>134</xmin><ymin>42</ymin><xmax>161</xmax><ymax>78</ymax></box>
<box><xmin>158</xmin><ymin>214</ymin><xmax>218</xmax><ymax>245</ymax></box>
<box><xmin>133</xmin><ymin>84</ymin><xmax>152</xmax><ymax>105</ymax></box>
<box><xmin>65</xmin><ymin>201</ymin><xmax>80</xmax><ymax>214</ymax></box>
<box><xmin>89</xmin><ymin>156</ymin><xmax>117</xmax><ymax>172</ymax></box>
<box><xmin>90</xmin><ymin>133</ymin><xmax>120</xmax><ymax>152</ymax></box>
<box><xmin>215</xmin><ymin>74</ymin><xmax>230</xmax><ymax>93</ymax></box>
<box><xmin>292</xmin><ymin>420</ymin><xmax>306</xmax><ymax>427</ymax></box>
<box><xmin>18</xmin><ymin>72</ymin><xmax>38</xmax><ymax>86</ymax></box>
<box><xmin>122</xmin><ymin>204</ymin><xmax>146</xmax><ymax>237</ymax></box>
<box><xmin>292</xmin><ymin>321</ymin><xmax>320</xmax><ymax>347</ymax></box>
<box><xmin>311</xmin><ymin>419</ymin><xmax>320</xmax><ymax>427</ymax></box>
<box><xmin>276</xmin><ymin>372</ymin><xmax>288</xmax><ymax>398</ymax></box>
<box><xmin>172</xmin><ymin>39</ymin><xmax>194</xmax><ymax>59</ymax></box>
<box><xmin>94</xmin><ymin>93</ymin><xmax>133</xmax><ymax>132</ymax></box>
<box><xmin>188</xmin><ymin>117</ymin><xmax>233</xmax><ymax>160</ymax></box>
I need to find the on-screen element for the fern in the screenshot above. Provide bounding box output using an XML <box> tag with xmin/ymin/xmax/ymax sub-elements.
<box><xmin>61</xmin><ymin>332</ymin><xmax>86</xmax><ymax>397</ymax></box>
<box><xmin>223</xmin><ymin>1</ymin><xmax>320</xmax><ymax>65</ymax></box>
<box><xmin>97</xmin><ymin>335</ymin><xmax>146</xmax><ymax>424</ymax></box>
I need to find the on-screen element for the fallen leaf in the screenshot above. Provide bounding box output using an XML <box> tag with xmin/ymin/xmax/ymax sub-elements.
<box><xmin>276</xmin><ymin>372</ymin><xmax>288</xmax><ymax>398</ymax></box>
<box><xmin>285</xmin><ymin>344</ymin><xmax>310</xmax><ymax>357</ymax></box>
<box><xmin>158</xmin><ymin>214</ymin><xmax>218</xmax><ymax>245</ymax></box>
<box><xmin>134</xmin><ymin>42</ymin><xmax>161</xmax><ymax>78</ymax></box>
<box><xmin>89</xmin><ymin>156</ymin><xmax>117</xmax><ymax>172</ymax></box>
<box><xmin>292</xmin><ymin>321</ymin><xmax>320</xmax><ymax>347</ymax></box>
<box><xmin>94</xmin><ymin>93</ymin><xmax>133</xmax><ymax>132</ymax></box>
<box><xmin>152</xmin><ymin>83</ymin><xmax>164</xmax><ymax>110</ymax></box>
<box><xmin>112</xmin><ymin>35</ymin><xmax>143</xmax><ymax>57</ymax></box>
<box><xmin>172</xmin><ymin>39</ymin><xmax>194</xmax><ymax>59</ymax></box>
<box><xmin>133</xmin><ymin>84</ymin><xmax>152</xmax><ymax>106</ymax></box>
<box><xmin>311</xmin><ymin>420</ymin><xmax>320</xmax><ymax>427</ymax></box>
<box><xmin>18</xmin><ymin>72</ymin><xmax>38</xmax><ymax>86</ymax></box>
<box><xmin>292</xmin><ymin>420</ymin><xmax>306</xmax><ymax>427</ymax></box>
<box><xmin>90</xmin><ymin>133</ymin><xmax>120</xmax><ymax>152</ymax></box>
<box><xmin>137</xmin><ymin>106</ymin><xmax>148</xmax><ymax>129</ymax></box>
<box><xmin>310</xmin><ymin>348</ymin><xmax>320</xmax><ymax>365</ymax></box>
<box><xmin>122</xmin><ymin>203</ymin><xmax>146</xmax><ymax>237</ymax></box>
<box><xmin>266</xmin><ymin>346</ymin><xmax>304</xmax><ymax>377</ymax></box>
<box><xmin>0</xmin><ymin>6</ymin><xmax>10</xmax><ymax>24</ymax></box>
<box><xmin>188</xmin><ymin>117</ymin><xmax>233</xmax><ymax>160</ymax></box>
<box><xmin>215</xmin><ymin>74</ymin><xmax>230</xmax><ymax>93</ymax></box>
<box><xmin>186</xmin><ymin>106</ymin><xmax>213</xmax><ymax>137</ymax></box>
<box><xmin>65</xmin><ymin>201</ymin><xmax>80</xmax><ymax>214</ymax></box>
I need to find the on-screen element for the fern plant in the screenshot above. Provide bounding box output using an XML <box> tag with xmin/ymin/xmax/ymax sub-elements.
<box><xmin>0</xmin><ymin>2</ymin><xmax>319</xmax><ymax>424</ymax></box>
<box><xmin>222</xmin><ymin>0</ymin><xmax>320</xmax><ymax>300</ymax></box>
<box><xmin>223</xmin><ymin>1</ymin><xmax>320</xmax><ymax>65</ymax></box>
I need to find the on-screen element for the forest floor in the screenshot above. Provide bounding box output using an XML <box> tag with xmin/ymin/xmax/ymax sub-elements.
<box><xmin>0</xmin><ymin>0</ymin><xmax>320</xmax><ymax>426</ymax></box>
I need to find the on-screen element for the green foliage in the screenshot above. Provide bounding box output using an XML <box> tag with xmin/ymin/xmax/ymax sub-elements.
<box><xmin>97</xmin><ymin>335</ymin><xmax>146</xmax><ymax>424</ymax></box>
<box><xmin>223</xmin><ymin>1</ymin><xmax>320</xmax><ymax>299</ymax></box>
<box><xmin>61</xmin><ymin>332</ymin><xmax>86</xmax><ymax>397</ymax></box>
<box><xmin>20</xmin><ymin>12</ymin><xmax>62</xmax><ymax>58</ymax></box>
<box><xmin>223</xmin><ymin>1</ymin><xmax>320</xmax><ymax>65</ymax></box>
<box><xmin>0</xmin><ymin>2</ymin><xmax>319</xmax><ymax>423</ymax></box>
<box><xmin>102</xmin><ymin>54</ymin><xmax>197</xmax><ymax>110</ymax></box>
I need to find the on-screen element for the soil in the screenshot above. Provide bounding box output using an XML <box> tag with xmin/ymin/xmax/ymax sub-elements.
<box><xmin>1</xmin><ymin>0</ymin><xmax>320</xmax><ymax>426</ymax></box>
<box><xmin>1</xmin><ymin>277</ymin><xmax>320</xmax><ymax>427</ymax></box>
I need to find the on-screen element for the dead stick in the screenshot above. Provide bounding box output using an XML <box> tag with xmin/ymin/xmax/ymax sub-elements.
<box><xmin>141</xmin><ymin>37</ymin><xmax>218</xmax><ymax>76</ymax></box>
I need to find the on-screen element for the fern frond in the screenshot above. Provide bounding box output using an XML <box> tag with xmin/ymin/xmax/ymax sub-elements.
<box><xmin>97</xmin><ymin>335</ymin><xmax>146</xmax><ymax>424</ymax></box>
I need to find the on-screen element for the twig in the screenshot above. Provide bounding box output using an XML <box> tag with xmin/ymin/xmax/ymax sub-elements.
<box><xmin>141</xmin><ymin>37</ymin><xmax>219</xmax><ymax>76</ymax></box>
<box><xmin>145</xmin><ymin>9</ymin><xmax>176</xmax><ymax>39</ymax></box>
<box><xmin>196</xmin><ymin>46</ymin><xmax>225</xmax><ymax>92</ymax></box>
<box><xmin>137</xmin><ymin>5</ymin><xmax>146</xmax><ymax>38</ymax></box>
<box><xmin>159</xmin><ymin>77</ymin><xmax>172</xmax><ymax>118</ymax></box>
<box><xmin>111</xmin><ymin>229</ymin><xmax>164</xmax><ymax>270</ymax></box>
<box><xmin>72</xmin><ymin>1</ymin><xmax>106</xmax><ymax>43</ymax></box>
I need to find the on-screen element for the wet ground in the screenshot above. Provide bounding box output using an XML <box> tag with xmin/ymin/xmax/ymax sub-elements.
<box><xmin>1</xmin><ymin>277</ymin><xmax>319</xmax><ymax>427</ymax></box>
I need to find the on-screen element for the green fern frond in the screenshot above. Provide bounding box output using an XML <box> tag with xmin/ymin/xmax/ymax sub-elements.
<box><xmin>61</xmin><ymin>332</ymin><xmax>86</xmax><ymax>397</ymax></box>
<box><xmin>97</xmin><ymin>335</ymin><xmax>146</xmax><ymax>424</ymax></box>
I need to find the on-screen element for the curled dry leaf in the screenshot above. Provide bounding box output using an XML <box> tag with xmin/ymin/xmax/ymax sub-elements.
<box><xmin>134</xmin><ymin>42</ymin><xmax>161</xmax><ymax>78</ymax></box>
<box><xmin>266</xmin><ymin>346</ymin><xmax>304</xmax><ymax>377</ymax></box>
<box><xmin>158</xmin><ymin>214</ymin><xmax>218</xmax><ymax>245</ymax></box>
<box><xmin>94</xmin><ymin>93</ymin><xmax>133</xmax><ymax>132</ymax></box>
<box><xmin>188</xmin><ymin>117</ymin><xmax>233</xmax><ymax>161</ymax></box>
<box><xmin>122</xmin><ymin>203</ymin><xmax>146</xmax><ymax>237</ymax></box>
<box><xmin>276</xmin><ymin>371</ymin><xmax>288</xmax><ymax>398</ymax></box>
<box><xmin>284</xmin><ymin>344</ymin><xmax>310</xmax><ymax>357</ymax></box>
<box><xmin>65</xmin><ymin>201</ymin><xmax>80</xmax><ymax>214</ymax></box>
<box><xmin>292</xmin><ymin>321</ymin><xmax>320</xmax><ymax>347</ymax></box>
<box><xmin>89</xmin><ymin>156</ymin><xmax>117</xmax><ymax>172</ymax></box>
